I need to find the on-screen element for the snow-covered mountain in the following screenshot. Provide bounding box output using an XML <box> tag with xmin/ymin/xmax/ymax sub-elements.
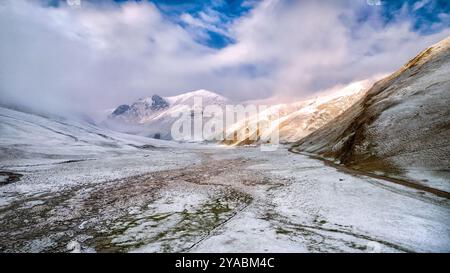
<box><xmin>292</xmin><ymin>36</ymin><xmax>450</xmax><ymax>191</ymax></box>
<box><xmin>103</xmin><ymin>89</ymin><xmax>229</xmax><ymax>140</ymax></box>
<box><xmin>104</xmin><ymin>82</ymin><xmax>378</xmax><ymax>143</ymax></box>
<box><xmin>223</xmin><ymin>78</ymin><xmax>377</xmax><ymax>145</ymax></box>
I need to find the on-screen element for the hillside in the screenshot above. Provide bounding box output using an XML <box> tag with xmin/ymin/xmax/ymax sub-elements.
<box><xmin>0</xmin><ymin>106</ymin><xmax>176</xmax><ymax>166</ymax></box>
<box><xmin>292</xmin><ymin>36</ymin><xmax>450</xmax><ymax>192</ymax></box>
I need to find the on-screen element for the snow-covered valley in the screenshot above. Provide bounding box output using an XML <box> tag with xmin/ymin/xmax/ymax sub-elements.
<box><xmin>1</xmin><ymin>107</ymin><xmax>449</xmax><ymax>253</ymax></box>
<box><xmin>2</xmin><ymin>0</ymin><xmax>450</xmax><ymax>257</ymax></box>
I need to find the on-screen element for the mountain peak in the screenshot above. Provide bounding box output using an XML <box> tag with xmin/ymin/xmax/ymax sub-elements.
<box><xmin>188</xmin><ymin>89</ymin><xmax>220</xmax><ymax>97</ymax></box>
<box><xmin>166</xmin><ymin>89</ymin><xmax>228</xmax><ymax>105</ymax></box>
<box><xmin>132</xmin><ymin>94</ymin><xmax>170</xmax><ymax>110</ymax></box>
<box><xmin>173</xmin><ymin>89</ymin><xmax>224</xmax><ymax>98</ymax></box>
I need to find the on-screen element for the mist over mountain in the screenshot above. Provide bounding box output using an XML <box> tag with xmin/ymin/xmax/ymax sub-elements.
<box><xmin>103</xmin><ymin>89</ymin><xmax>229</xmax><ymax>140</ymax></box>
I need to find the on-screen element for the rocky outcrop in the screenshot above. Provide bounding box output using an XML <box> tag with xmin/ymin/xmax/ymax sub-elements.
<box><xmin>150</xmin><ymin>95</ymin><xmax>169</xmax><ymax>111</ymax></box>
<box><xmin>111</xmin><ymin>104</ymin><xmax>131</xmax><ymax>116</ymax></box>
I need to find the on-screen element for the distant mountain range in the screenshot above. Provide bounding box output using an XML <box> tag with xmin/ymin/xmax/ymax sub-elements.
<box><xmin>104</xmin><ymin>80</ymin><xmax>379</xmax><ymax>143</ymax></box>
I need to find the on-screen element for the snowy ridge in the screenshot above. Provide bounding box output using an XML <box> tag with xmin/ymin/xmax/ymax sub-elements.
<box><xmin>224</xmin><ymin>78</ymin><xmax>377</xmax><ymax>145</ymax></box>
<box><xmin>165</xmin><ymin>89</ymin><xmax>228</xmax><ymax>105</ymax></box>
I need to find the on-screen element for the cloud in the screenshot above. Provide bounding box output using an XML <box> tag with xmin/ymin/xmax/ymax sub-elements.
<box><xmin>212</xmin><ymin>0</ymin><xmax>450</xmax><ymax>99</ymax></box>
<box><xmin>0</xmin><ymin>0</ymin><xmax>215</xmax><ymax>115</ymax></box>
<box><xmin>0</xmin><ymin>0</ymin><xmax>449</xmax><ymax>117</ymax></box>
<box><xmin>413</xmin><ymin>0</ymin><xmax>431</xmax><ymax>11</ymax></box>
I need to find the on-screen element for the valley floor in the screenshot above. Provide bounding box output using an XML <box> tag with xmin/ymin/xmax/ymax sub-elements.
<box><xmin>0</xmin><ymin>145</ymin><xmax>449</xmax><ymax>253</ymax></box>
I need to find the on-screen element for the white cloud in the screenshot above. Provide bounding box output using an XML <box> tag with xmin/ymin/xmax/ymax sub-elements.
<box><xmin>213</xmin><ymin>0</ymin><xmax>450</xmax><ymax>99</ymax></box>
<box><xmin>413</xmin><ymin>0</ymin><xmax>431</xmax><ymax>11</ymax></box>
<box><xmin>0</xmin><ymin>0</ymin><xmax>449</xmax><ymax>117</ymax></box>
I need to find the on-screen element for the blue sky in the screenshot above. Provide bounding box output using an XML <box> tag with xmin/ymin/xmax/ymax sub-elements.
<box><xmin>1</xmin><ymin>0</ymin><xmax>450</xmax><ymax>114</ymax></box>
<box><xmin>381</xmin><ymin>0</ymin><xmax>450</xmax><ymax>33</ymax></box>
<box><xmin>149</xmin><ymin>0</ymin><xmax>254</xmax><ymax>48</ymax></box>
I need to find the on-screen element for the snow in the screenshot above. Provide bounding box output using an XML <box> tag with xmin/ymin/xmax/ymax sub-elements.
<box><xmin>368</xmin><ymin>57</ymin><xmax>450</xmax><ymax>191</ymax></box>
<box><xmin>1</xmin><ymin>107</ymin><xmax>449</xmax><ymax>253</ymax></box>
<box><xmin>0</xmin><ymin>106</ymin><xmax>199</xmax><ymax>204</ymax></box>
<box><xmin>165</xmin><ymin>89</ymin><xmax>228</xmax><ymax>105</ymax></box>
<box><xmin>188</xmin><ymin>147</ymin><xmax>450</xmax><ymax>253</ymax></box>
<box><xmin>293</xmin><ymin>36</ymin><xmax>450</xmax><ymax>191</ymax></box>
<box><xmin>225</xmin><ymin>77</ymin><xmax>379</xmax><ymax>145</ymax></box>
<box><xmin>103</xmin><ymin>80</ymin><xmax>379</xmax><ymax>144</ymax></box>
<box><xmin>103</xmin><ymin>89</ymin><xmax>229</xmax><ymax>139</ymax></box>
